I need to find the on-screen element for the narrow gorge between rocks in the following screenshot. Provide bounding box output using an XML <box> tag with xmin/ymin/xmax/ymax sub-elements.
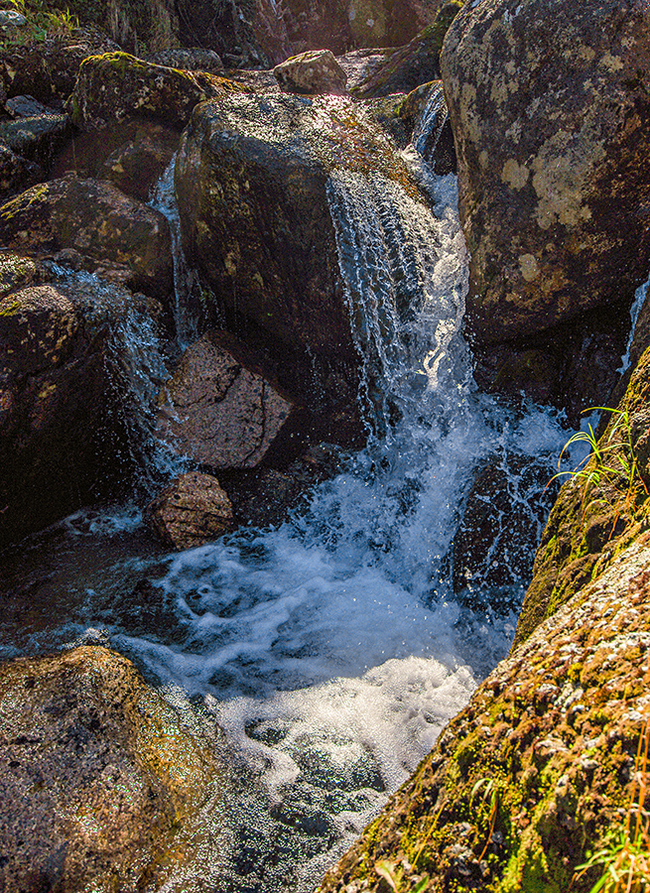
<box><xmin>2</xmin><ymin>124</ymin><xmax>573</xmax><ymax>892</ymax></box>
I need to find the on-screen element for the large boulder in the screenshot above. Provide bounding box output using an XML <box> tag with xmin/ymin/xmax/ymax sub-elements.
<box><xmin>156</xmin><ymin>330</ymin><xmax>304</xmax><ymax>469</ymax></box>
<box><xmin>174</xmin><ymin>91</ymin><xmax>423</xmax><ymax>438</ymax></box>
<box><xmin>441</xmin><ymin>0</ymin><xmax>650</xmax><ymax>344</ymax></box>
<box><xmin>0</xmin><ymin>175</ymin><xmax>172</xmax><ymax>298</ymax></box>
<box><xmin>0</xmin><ymin>645</ymin><xmax>224</xmax><ymax>892</ymax></box>
<box><xmin>0</xmin><ymin>272</ymin><xmax>158</xmax><ymax>547</ymax></box>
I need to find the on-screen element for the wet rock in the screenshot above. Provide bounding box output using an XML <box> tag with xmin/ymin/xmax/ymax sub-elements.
<box><xmin>5</xmin><ymin>94</ymin><xmax>51</xmax><ymax>117</ymax></box>
<box><xmin>440</xmin><ymin>0</ymin><xmax>650</xmax><ymax>344</ymax></box>
<box><xmin>0</xmin><ymin>276</ymin><xmax>156</xmax><ymax>547</ymax></box>
<box><xmin>174</xmin><ymin>91</ymin><xmax>417</xmax><ymax>437</ymax></box>
<box><xmin>0</xmin><ymin>645</ymin><xmax>223</xmax><ymax>893</ymax></box>
<box><xmin>318</xmin><ymin>538</ymin><xmax>650</xmax><ymax>893</ymax></box>
<box><xmin>353</xmin><ymin>2</ymin><xmax>463</xmax><ymax>98</ymax></box>
<box><xmin>0</xmin><ymin>175</ymin><xmax>172</xmax><ymax>298</ymax></box>
<box><xmin>145</xmin><ymin>471</ymin><xmax>235</xmax><ymax>550</ymax></box>
<box><xmin>451</xmin><ymin>453</ymin><xmax>558</xmax><ymax>611</ymax></box>
<box><xmin>157</xmin><ymin>330</ymin><xmax>302</xmax><ymax>470</ymax></box>
<box><xmin>406</xmin><ymin>80</ymin><xmax>456</xmax><ymax>174</ymax></box>
<box><xmin>274</xmin><ymin>50</ymin><xmax>348</xmax><ymax>95</ymax></box>
<box><xmin>70</xmin><ymin>52</ymin><xmax>248</xmax><ymax>131</ymax></box>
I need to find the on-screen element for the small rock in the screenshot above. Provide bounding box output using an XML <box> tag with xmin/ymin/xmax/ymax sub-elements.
<box><xmin>145</xmin><ymin>471</ymin><xmax>234</xmax><ymax>550</ymax></box>
<box><xmin>274</xmin><ymin>49</ymin><xmax>348</xmax><ymax>95</ymax></box>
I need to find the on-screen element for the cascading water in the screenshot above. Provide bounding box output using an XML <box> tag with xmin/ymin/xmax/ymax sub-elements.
<box><xmin>0</xmin><ymin>136</ymin><xmax>573</xmax><ymax>891</ymax></box>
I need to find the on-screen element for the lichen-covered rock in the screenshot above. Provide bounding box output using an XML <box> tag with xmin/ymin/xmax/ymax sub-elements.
<box><xmin>318</xmin><ymin>537</ymin><xmax>650</xmax><ymax>893</ymax></box>
<box><xmin>515</xmin><ymin>346</ymin><xmax>650</xmax><ymax>649</ymax></box>
<box><xmin>274</xmin><ymin>49</ymin><xmax>347</xmax><ymax>95</ymax></box>
<box><xmin>0</xmin><ymin>645</ymin><xmax>224</xmax><ymax>893</ymax></box>
<box><xmin>157</xmin><ymin>330</ymin><xmax>302</xmax><ymax>469</ymax></box>
<box><xmin>70</xmin><ymin>52</ymin><xmax>247</xmax><ymax>131</ymax></box>
<box><xmin>0</xmin><ymin>175</ymin><xmax>172</xmax><ymax>298</ymax></box>
<box><xmin>145</xmin><ymin>471</ymin><xmax>234</xmax><ymax>549</ymax></box>
<box><xmin>0</xmin><ymin>275</ymin><xmax>156</xmax><ymax>547</ymax></box>
<box><xmin>353</xmin><ymin>2</ymin><xmax>463</xmax><ymax>98</ymax></box>
<box><xmin>440</xmin><ymin>0</ymin><xmax>650</xmax><ymax>344</ymax></box>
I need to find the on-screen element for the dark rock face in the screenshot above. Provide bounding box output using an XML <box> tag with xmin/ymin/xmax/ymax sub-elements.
<box><xmin>0</xmin><ymin>275</ymin><xmax>155</xmax><ymax>547</ymax></box>
<box><xmin>441</xmin><ymin>0</ymin><xmax>650</xmax><ymax>344</ymax></box>
<box><xmin>157</xmin><ymin>331</ymin><xmax>302</xmax><ymax>469</ymax></box>
<box><xmin>0</xmin><ymin>645</ymin><xmax>223</xmax><ymax>893</ymax></box>
<box><xmin>274</xmin><ymin>50</ymin><xmax>348</xmax><ymax>95</ymax></box>
<box><xmin>352</xmin><ymin>1</ymin><xmax>463</xmax><ymax>98</ymax></box>
<box><xmin>0</xmin><ymin>175</ymin><xmax>172</xmax><ymax>298</ymax></box>
<box><xmin>145</xmin><ymin>470</ymin><xmax>234</xmax><ymax>549</ymax></box>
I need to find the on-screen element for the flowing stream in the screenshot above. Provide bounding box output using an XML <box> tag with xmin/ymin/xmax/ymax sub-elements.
<box><xmin>0</xmin><ymin>137</ymin><xmax>573</xmax><ymax>891</ymax></box>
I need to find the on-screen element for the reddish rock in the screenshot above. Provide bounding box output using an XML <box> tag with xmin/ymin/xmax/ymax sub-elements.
<box><xmin>145</xmin><ymin>471</ymin><xmax>234</xmax><ymax>550</ymax></box>
<box><xmin>274</xmin><ymin>50</ymin><xmax>348</xmax><ymax>95</ymax></box>
<box><xmin>157</xmin><ymin>331</ymin><xmax>299</xmax><ymax>469</ymax></box>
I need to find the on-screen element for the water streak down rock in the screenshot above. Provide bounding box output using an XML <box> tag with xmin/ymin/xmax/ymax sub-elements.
<box><xmin>441</xmin><ymin>0</ymin><xmax>650</xmax><ymax>344</ymax></box>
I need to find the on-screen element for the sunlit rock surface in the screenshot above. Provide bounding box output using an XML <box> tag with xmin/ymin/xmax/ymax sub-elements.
<box><xmin>274</xmin><ymin>49</ymin><xmax>348</xmax><ymax>95</ymax></box>
<box><xmin>441</xmin><ymin>0</ymin><xmax>650</xmax><ymax>344</ymax></box>
<box><xmin>0</xmin><ymin>645</ymin><xmax>224</xmax><ymax>893</ymax></box>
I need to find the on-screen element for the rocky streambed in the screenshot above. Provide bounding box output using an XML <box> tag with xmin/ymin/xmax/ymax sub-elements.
<box><xmin>2</xmin><ymin>0</ymin><xmax>650</xmax><ymax>891</ymax></box>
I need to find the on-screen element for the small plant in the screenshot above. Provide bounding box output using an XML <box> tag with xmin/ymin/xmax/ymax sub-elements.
<box><xmin>550</xmin><ymin>406</ymin><xmax>647</xmax><ymax>518</ymax></box>
<box><xmin>374</xmin><ymin>859</ymin><xmax>429</xmax><ymax>893</ymax></box>
<box><xmin>575</xmin><ymin>716</ymin><xmax>650</xmax><ymax>892</ymax></box>
<box><xmin>470</xmin><ymin>776</ymin><xmax>500</xmax><ymax>862</ymax></box>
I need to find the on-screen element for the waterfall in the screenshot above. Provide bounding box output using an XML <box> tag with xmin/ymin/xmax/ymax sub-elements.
<box><xmin>2</xmin><ymin>127</ymin><xmax>572</xmax><ymax>892</ymax></box>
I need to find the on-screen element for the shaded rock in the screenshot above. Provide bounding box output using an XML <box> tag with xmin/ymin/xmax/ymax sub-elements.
<box><xmin>353</xmin><ymin>2</ymin><xmax>463</xmax><ymax>98</ymax></box>
<box><xmin>0</xmin><ymin>645</ymin><xmax>224</xmax><ymax>893</ymax></box>
<box><xmin>51</xmin><ymin>120</ymin><xmax>180</xmax><ymax>203</ymax></box>
<box><xmin>145</xmin><ymin>471</ymin><xmax>234</xmax><ymax>550</ymax></box>
<box><xmin>146</xmin><ymin>47</ymin><xmax>224</xmax><ymax>71</ymax></box>
<box><xmin>175</xmin><ymin>0</ymin><xmax>290</xmax><ymax>68</ymax></box>
<box><xmin>440</xmin><ymin>0</ymin><xmax>650</xmax><ymax>344</ymax></box>
<box><xmin>0</xmin><ymin>276</ymin><xmax>158</xmax><ymax>547</ymax></box>
<box><xmin>281</xmin><ymin>0</ymin><xmax>441</xmax><ymax>56</ymax></box>
<box><xmin>0</xmin><ymin>142</ymin><xmax>41</xmax><ymax>197</ymax></box>
<box><xmin>0</xmin><ymin>111</ymin><xmax>70</xmax><ymax>169</ymax></box>
<box><xmin>318</xmin><ymin>537</ymin><xmax>650</xmax><ymax>893</ymax></box>
<box><xmin>1</xmin><ymin>29</ymin><xmax>120</xmax><ymax>106</ymax></box>
<box><xmin>157</xmin><ymin>330</ymin><xmax>302</xmax><ymax>470</ymax></box>
<box><xmin>5</xmin><ymin>94</ymin><xmax>51</xmax><ymax>117</ymax></box>
<box><xmin>0</xmin><ymin>175</ymin><xmax>172</xmax><ymax>298</ymax></box>
<box><xmin>337</xmin><ymin>48</ymin><xmax>395</xmax><ymax>93</ymax></box>
<box><xmin>451</xmin><ymin>453</ymin><xmax>558</xmax><ymax>611</ymax></box>
<box><xmin>70</xmin><ymin>52</ymin><xmax>248</xmax><ymax>131</ymax></box>
<box><xmin>64</xmin><ymin>0</ymin><xmax>179</xmax><ymax>54</ymax></box>
<box><xmin>274</xmin><ymin>50</ymin><xmax>348</xmax><ymax>95</ymax></box>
